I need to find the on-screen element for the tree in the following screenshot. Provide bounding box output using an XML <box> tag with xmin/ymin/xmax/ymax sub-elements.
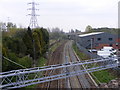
<box><xmin>2</xmin><ymin>26</ymin><xmax>49</xmax><ymax>71</ymax></box>
<box><xmin>7</xmin><ymin>22</ymin><xmax>16</xmax><ymax>28</ymax></box>
<box><xmin>23</xmin><ymin>28</ymin><xmax>33</xmax><ymax>58</ymax></box>
<box><xmin>49</xmin><ymin>27</ymin><xmax>66</xmax><ymax>40</ymax></box>
<box><xmin>0</xmin><ymin>22</ymin><xmax>7</xmax><ymax>31</ymax></box>
<box><xmin>22</xmin><ymin>27</ymin><xmax>49</xmax><ymax>66</ymax></box>
<box><xmin>70</xmin><ymin>29</ymin><xmax>74</xmax><ymax>33</ymax></box>
<box><xmin>85</xmin><ymin>25</ymin><xmax>92</xmax><ymax>32</ymax></box>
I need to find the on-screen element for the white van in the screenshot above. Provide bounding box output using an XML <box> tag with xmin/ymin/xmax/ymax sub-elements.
<box><xmin>102</xmin><ymin>46</ymin><xmax>116</xmax><ymax>52</ymax></box>
<box><xmin>97</xmin><ymin>51</ymin><xmax>111</xmax><ymax>58</ymax></box>
<box><xmin>98</xmin><ymin>46</ymin><xmax>116</xmax><ymax>58</ymax></box>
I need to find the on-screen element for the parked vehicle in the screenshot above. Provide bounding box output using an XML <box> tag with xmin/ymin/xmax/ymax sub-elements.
<box><xmin>97</xmin><ymin>46</ymin><xmax>117</xmax><ymax>58</ymax></box>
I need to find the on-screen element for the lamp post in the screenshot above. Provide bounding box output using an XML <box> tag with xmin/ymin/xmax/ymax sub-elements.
<box><xmin>7</xmin><ymin>17</ymin><xmax>10</xmax><ymax>32</ymax></box>
<box><xmin>33</xmin><ymin>39</ymin><xmax>36</xmax><ymax>67</ymax></box>
<box><xmin>91</xmin><ymin>39</ymin><xmax>93</xmax><ymax>52</ymax></box>
<box><xmin>75</xmin><ymin>34</ymin><xmax>77</xmax><ymax>51</ymax></box>
<box><xmin>91</xmin><ymin>39</ymin><xmax>93</xmax><ymax>59</ymax></box>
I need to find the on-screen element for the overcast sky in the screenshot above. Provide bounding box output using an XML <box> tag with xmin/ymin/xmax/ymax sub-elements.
<box><xmin>0</xmin><ymin>0</ymin><xmax>119</xmax><ymax>32</ymax></box>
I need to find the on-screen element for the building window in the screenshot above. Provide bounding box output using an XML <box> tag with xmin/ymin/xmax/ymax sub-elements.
<box><xmin>95</xmin><ymin>43</ymin><xmax>98</xmax><ymax>46</ymax></box>
<box><xmin>116</xmin><ymin>43</ymin><xmax>118</xmax><ymax>46</ymax></box>
<box><xmin>97</xmin><ymin>38</ymin><xmax>101</xmax><ymax>41</ymax></box>
<box><xmin>109</xmin><ymin>44</ymin><xmax>112</xmax><ymax>46</ymax></box>
<box><xmin>109</xmin><ymin>38</ymin><xmax>113</xmax><ymax>41</ymax></box>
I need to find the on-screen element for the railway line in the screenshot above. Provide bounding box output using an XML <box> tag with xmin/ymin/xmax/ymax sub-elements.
<box><xmin>37</xmin><ymin>41</ymin><xmax>66</xmax><ymax>88</ymax></box>
<box><xmin>63</xmin><ymin>40</ymin><xmax>98</xmax><ymax>88</ymax></box>
<box><xmin>63</xmin><ymin>41</ymin><xmax>82</xmax><ymax>88</ymax></box>
<box><xmin>38</xmin><ymin>40</ymin><xmax>98</xmax><ymax>88</ymax></box>
<box><xmin>1</xmin><ymin>40</ymin><xmax>119</xmax><ymax>89</ymax></box>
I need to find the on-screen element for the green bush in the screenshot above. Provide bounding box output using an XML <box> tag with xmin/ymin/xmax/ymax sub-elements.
<box><xmin>18</xmin><ymin>56</ymin><xmax>32</xmax><ymax>68</ymax></box>
<box><xmin>2</xmin><ymin>52</ymin><xmax>19</xmax><ymax>71</ymax></box>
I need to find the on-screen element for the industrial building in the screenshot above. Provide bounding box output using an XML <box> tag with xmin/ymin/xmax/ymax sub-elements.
<box><xmin>77</xmin><ymin>32</ymin><xmax>119</xmax><ymax>50</ymax></box>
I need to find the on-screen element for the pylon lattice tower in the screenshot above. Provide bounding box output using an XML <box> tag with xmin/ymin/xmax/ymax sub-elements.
<box><xmin>28</xmin><ymin>1</ymin><xmax>39</xmax><ymax>29</ymax></box>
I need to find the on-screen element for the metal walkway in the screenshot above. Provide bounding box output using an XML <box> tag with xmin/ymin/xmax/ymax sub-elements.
<box><xmin>0</xmin><ymin>57</ymin><xmax>120</xmax><ymax>89</ymax></box>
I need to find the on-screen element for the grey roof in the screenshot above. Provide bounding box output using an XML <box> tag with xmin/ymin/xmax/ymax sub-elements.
<box><xmin>79</xmin><ymin>32</ymin><xmax>104</xmax><ymax>37</ymax></box>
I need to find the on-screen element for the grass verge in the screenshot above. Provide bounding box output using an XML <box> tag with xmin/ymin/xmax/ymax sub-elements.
<box><xmin>25</xmin><ymin>57</ymin><xmax>47</xmax><ymax>88</ymax></box>
<box><xmin>93</xmin><ymin>70</ymin><xmax>116</xmax><ymax>83</ymax></box>
<box><xmin>49</xmin><ymin>41</ymin><xmax>62</xmax><ymax>53</ymax></box>
<box><xmin>72</xmin><ymin>43</ymin><xmax>89</xmax><ymax>60</ymax></box>
<box><xmin>37</xmin><ymin>57</ymin><xmax>47</xmax><ymax>67</ymax></box>
<box><xmin>72</xmin><ymin>43</ymin><xmax>117</xmax><ymax>84</ymax></box>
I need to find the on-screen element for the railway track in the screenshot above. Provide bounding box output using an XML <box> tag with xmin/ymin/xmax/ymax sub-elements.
<box><xmin>63</xmin><ymin>41</ymin><xmax>82</xmax><ymax>88</ymax></box>
<box><xmin>72</xmin><ymin>43</ymin><xmax>98</xmax><ymax>88</ymax></box>
<box><xmin>37</xmin><ymin>40</ymin><xmax>98</xmax><ymax>88</ymax></box>
<box><xmin>63</xmin><ymin>40</ymin><xmax>98</xmax><ymax>88</ymax></box>
<box><xmin>37</xmin><ymin>41</ymin><xmax>66</xmax><ymax>88</ymax></box>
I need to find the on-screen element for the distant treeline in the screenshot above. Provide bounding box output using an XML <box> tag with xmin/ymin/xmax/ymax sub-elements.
<box><xmin>84</xmin><ymin>25</ymin><xmax>120</xmax><ymax>36</ymax></box>
<box><xmin>92</xmin><ymin>28</ymin><xmax>120</xmax><ymax>35</ymax></box>
<box><xmin>2</xmin><ymin>27</ymin><xmax>49</xmax><ymax>71</ymax></box>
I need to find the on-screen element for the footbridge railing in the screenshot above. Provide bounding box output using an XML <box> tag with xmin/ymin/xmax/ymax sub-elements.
<box><xmin>0</xmin><ymin>57</ymin><xmax>120</xmax><ymax>89</ymax></box>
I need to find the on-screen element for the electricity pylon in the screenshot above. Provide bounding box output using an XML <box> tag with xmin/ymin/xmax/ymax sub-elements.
<box><xmin>27</xmin><ymin>1</ymin><xmax>39</xmax><ymax>29</ymax></box>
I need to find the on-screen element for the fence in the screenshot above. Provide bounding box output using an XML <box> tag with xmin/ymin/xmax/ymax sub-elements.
<box><xmin>76</xmin><ymin>42</ymin><xmax>100</xmax><ymax>59</ymax></box>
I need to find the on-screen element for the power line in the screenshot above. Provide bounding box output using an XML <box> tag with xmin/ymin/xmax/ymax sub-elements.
<box><xmin>3</xmin><ymin>56</ymin><xmax>27</xmax><ymax>69</ymax></box>
<box><xmin>27</xmin><ymin>1</ymin><xmax>39</xmax><ymax>29</ymax></box>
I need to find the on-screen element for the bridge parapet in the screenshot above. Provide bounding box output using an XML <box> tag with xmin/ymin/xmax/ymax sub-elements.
<box><xmin>0</xmin><ymin>57</ymin><xmax>120</xmax><ymax>89</ymax></box>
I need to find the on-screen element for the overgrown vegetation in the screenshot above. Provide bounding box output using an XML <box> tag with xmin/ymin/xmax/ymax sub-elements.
<box><xmin>2</xmin><ymin>27</ymin><xmax>49</xmax><ymax>72</ymax></box>
<box><xmin>24</xmin><ymin>57</ymin><xmax>47</xmax><ymax>88</ymax></box>
<box><xmin>72</xmin><ymin>43</ymin><xmax>89</xmax><ymax>60</ymax></box>
<box><xmin>49</xmin><ymin>41</ymin><xmax>62</xmax><ymax>53</ymax></box>
<box><xmin>48</xmin><ymin>27</ymin><xmax>67</xmax><ymax>54</ymax></box>
<box><xmin>93</xmin><ymin>70</ymin><xmax>116</xmax><ymax>83</ymax></box>
<box><xmin>72</xmin><ymin>42</ymin><xmax>117</xmax><ymax>84</ymax></box>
